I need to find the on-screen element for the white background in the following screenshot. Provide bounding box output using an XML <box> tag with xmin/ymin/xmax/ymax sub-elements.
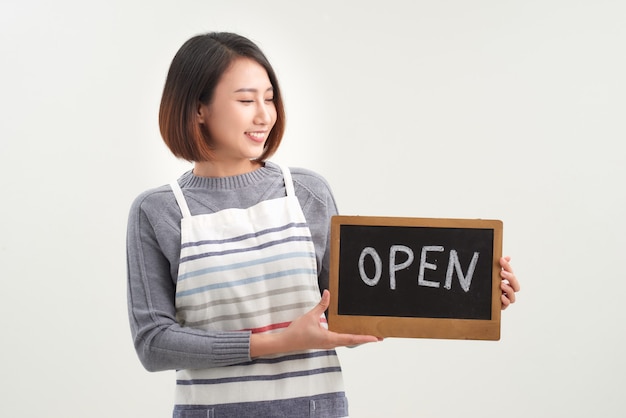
<box><xmin>1</xmin><ymin>1</ymin><xmax>624</xmax><ymax>417</ymax></box>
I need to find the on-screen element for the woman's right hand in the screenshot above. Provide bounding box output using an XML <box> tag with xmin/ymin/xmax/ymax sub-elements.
<box><xmin>250</xmin><ymin>290</ymin><xmax>382</xmax><ymax>358</ymax></box>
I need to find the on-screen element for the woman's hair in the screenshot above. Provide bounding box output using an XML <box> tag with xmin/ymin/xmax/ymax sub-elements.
<box><xmin>159</xmin><ymin>32</ymin><xmax>285</xmax><ymax>162</ymax></box>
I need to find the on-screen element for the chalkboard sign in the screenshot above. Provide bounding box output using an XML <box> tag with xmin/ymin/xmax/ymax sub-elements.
<box><xmin>328</xmin><ymin>216</ymin><xmax>503</xmax><ymax>340</ymax></box>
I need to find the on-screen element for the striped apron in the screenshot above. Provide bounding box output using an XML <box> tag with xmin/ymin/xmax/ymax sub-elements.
<box><xmin>170</xmin><ymin>166</ymin><xmax>347</xmax><ymax>417</ymax></box>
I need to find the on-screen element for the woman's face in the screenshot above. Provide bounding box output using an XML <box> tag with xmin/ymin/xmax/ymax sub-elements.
<box><xmin>197</xmin><ymin>57</ymin><xmax>277</xmax><ymax>172</ymax></box>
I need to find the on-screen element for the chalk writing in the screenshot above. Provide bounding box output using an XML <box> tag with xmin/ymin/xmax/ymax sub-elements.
<box><xmin>358</xmin><ymin>244</ymin><xmax>480</xmax><ymax>292</ymax></box>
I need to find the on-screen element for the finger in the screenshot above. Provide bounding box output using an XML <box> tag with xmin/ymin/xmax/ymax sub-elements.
<box><xmin>501</xmin><ymin>282</ymin><xmax>517</xmax><ymax>304</ymax></box>
<box><xmin>313</xmin><ymin>289</ymin><xmax>331</xmax><ymax>315</ymax></box>
<box><xmin>501</xmin><ymin>270</ymin><xmax>521</xmax><ymax>292</ymax></box>
<box><xmin>501</xmin><ymin>294</ymin><xmax>511</xmax><ymax>310</ymax></box>
<box><xmin>500</xmin><ymin>257</ymin><xmax>520</xmax><ymax>292</ymax></box>
<box><xmin>332</xmin><ymin>332</ymin><xmax>381</xmax><ymax>346</ymax></box>
<box><xmin>499</xmin><ymin>256</ymin><xmax>512</xmax><ymax>271</ymax></box>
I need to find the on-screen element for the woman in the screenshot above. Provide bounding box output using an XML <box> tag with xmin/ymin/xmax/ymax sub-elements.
<box><xmin>126</xmin><ymin>32</ymin><xmax>520</xmax><ymax>418</ymax></box>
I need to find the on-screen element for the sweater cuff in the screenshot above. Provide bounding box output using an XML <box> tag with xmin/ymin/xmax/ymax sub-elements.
<box><xmin>212</xmin><ymin>331</ymin><xmax>252</xmax><ymax>365</ymax></box>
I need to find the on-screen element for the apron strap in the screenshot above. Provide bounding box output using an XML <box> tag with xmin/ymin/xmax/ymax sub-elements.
<box><xmin>170</xmin><ymin>181</ymin><xmax>192</xmax><ymax>218</ymax></box>
<box><xmin>172</xmin><ymin>166</ymin><xmax>293</xmax><ymax>218</ymax></box>
<box><xmin>279</xmin><ymin>165</ymin><xmax>295</xmax><ymax>197</ymax></box>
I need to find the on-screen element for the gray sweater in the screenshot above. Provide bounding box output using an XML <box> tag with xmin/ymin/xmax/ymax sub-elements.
<box><xmin>126</xmin><ymin>161</ymin><xmax>338</xmax><ymax>372</ymax></box>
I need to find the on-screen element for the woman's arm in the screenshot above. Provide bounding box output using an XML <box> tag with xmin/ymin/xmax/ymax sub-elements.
<box><xmin>126</xmin><ymin>193</ymin><xmax>252</xmax><ymax>372</ymax></box>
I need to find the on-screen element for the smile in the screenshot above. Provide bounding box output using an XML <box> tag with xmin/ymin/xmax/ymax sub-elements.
<box><xmin>246</xmin><ymin>131</ymin><xmax>267</xmax><ymax>141</ymax></box>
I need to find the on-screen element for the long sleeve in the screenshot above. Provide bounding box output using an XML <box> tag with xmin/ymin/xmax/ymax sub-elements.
<box><xmin>126</xmin><ymin>192</ymin><xmax>252</xmax><ymax>372</ymax></box>
<box><xmin>292</xmin><ymin>169</ymin><xmax>339</xmax><ymax>293</ymax></box>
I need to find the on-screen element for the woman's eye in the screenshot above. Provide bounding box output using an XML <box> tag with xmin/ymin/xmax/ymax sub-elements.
<box><xmin>238</xmin><ymin>98</ymin><xmax>273</xmax><ymax>104</ymax></box>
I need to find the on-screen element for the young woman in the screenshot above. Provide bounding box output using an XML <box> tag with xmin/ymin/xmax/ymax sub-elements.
<box><xmin>126</xmin><ymin>32</ymin><xmax>520</xmax><ymax>418</ymax></box>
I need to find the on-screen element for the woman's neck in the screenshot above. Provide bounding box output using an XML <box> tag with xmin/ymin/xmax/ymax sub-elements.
<box><xmin>193</xmin><ymin>159</ymin><xmax>263</xmax><ymax>178</ymax></box>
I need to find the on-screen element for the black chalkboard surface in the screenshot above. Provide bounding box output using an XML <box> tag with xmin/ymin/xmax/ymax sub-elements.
<box><xmin>328</xmin><ymin>216</ymin><xmax>503</xmax><ymax>340</ymax></box>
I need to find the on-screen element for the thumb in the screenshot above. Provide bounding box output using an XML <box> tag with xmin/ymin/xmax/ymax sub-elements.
<box><xmin>314</xmin><ymin>289</ymin><xmax>331</xmax><ymax>314</ymax></box>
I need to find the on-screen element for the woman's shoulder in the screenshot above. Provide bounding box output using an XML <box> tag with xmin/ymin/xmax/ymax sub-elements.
<box><xmin>130</xmin><ymin>170</ymin><xmax>196</xmax><ymax>210</ymax></box>
<box><xmin>266</xmin><ymin>161</ymin><xmax>333</xmax><ymax>194</ymax></box>
<box><xmin>265</xmin><ymin>161</ymin><xmax>328</xmax><ymax>188</ymax></box>
<box><xmin>291</xmin><ymin>167</ymin><xmax>333</xmax><ymax>195</ymax></box>
<box><xmin>127</xmin><ymin>178</ymin><xmax>187</xmax><ymax>223</ymax></box>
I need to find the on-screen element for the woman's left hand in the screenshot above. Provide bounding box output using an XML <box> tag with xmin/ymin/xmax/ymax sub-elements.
<box><xmin>500</xmin><ymin>256</ymin><xmax>520</xmax><ymax>310</ymax></box>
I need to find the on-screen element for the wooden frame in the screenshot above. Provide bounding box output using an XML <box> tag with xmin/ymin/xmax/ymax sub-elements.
<box><xmin>328</xmin><ymin>215</ymin><xmax>503</xmax><ymax>341</ymax></box>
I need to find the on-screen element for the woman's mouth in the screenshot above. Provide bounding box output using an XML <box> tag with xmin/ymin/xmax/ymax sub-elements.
<box><xmin>246</xmin><ymin>131</ymin><xmax>267</xmax><ymax>142</ymax></box>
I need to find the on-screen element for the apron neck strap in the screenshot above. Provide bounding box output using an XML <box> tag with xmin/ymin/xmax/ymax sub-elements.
<box><xmin>279</xmin><ymin>165</ymin><xmax>295</xmax><ymax>197</ymax></box>
<box><xmin>170</xmin><ymin>181</ymin><xmax>192</xmax><ymax>218</ymax></box>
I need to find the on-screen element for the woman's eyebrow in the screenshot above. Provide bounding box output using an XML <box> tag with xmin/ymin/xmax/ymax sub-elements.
<box><xmin>234</xmin><ymin>87</ymin><xmax>274</xmax><ymax>93</ymax></box>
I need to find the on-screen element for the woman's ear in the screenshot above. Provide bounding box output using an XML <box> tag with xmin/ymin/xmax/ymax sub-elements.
<box><xmin>196</xmin><ymin>102</ymin><xmax>208</xmax><ymax>124</ymax></box>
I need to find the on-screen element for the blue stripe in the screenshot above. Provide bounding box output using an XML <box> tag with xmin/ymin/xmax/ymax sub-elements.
<box><xmin>177</xmin><ymin>366</ymin><xmax>343</xmax><ymax>386</ymax></box>
<box><xmin>181</xmin><ymin>222</ymin><xmax>309</xmax><ymax>249</ymax></box>
<box><xmin>175</xmin><ymin>268</ymin><xmax>317</xmax><ymax>298</ymax></box>
<box><xmin>180</xmin><ymin>235</ymin><xmax>312</xmax><ymax>264</ymax></box>
<box><xmin>173</xmin><ymin>392</ymin><xmax>347</xmax><ymax>413</ymax></box>
<box><xmin>178</xmin><ymin>251</ymin><xmax>315</xmax><ymax>282</ymax></box>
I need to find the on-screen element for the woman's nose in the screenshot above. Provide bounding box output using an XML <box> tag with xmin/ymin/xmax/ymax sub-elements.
<box><xmin>254</xmin><ymin>102</ymin><xmax>272</xmax><ymax>125</ymax></box>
